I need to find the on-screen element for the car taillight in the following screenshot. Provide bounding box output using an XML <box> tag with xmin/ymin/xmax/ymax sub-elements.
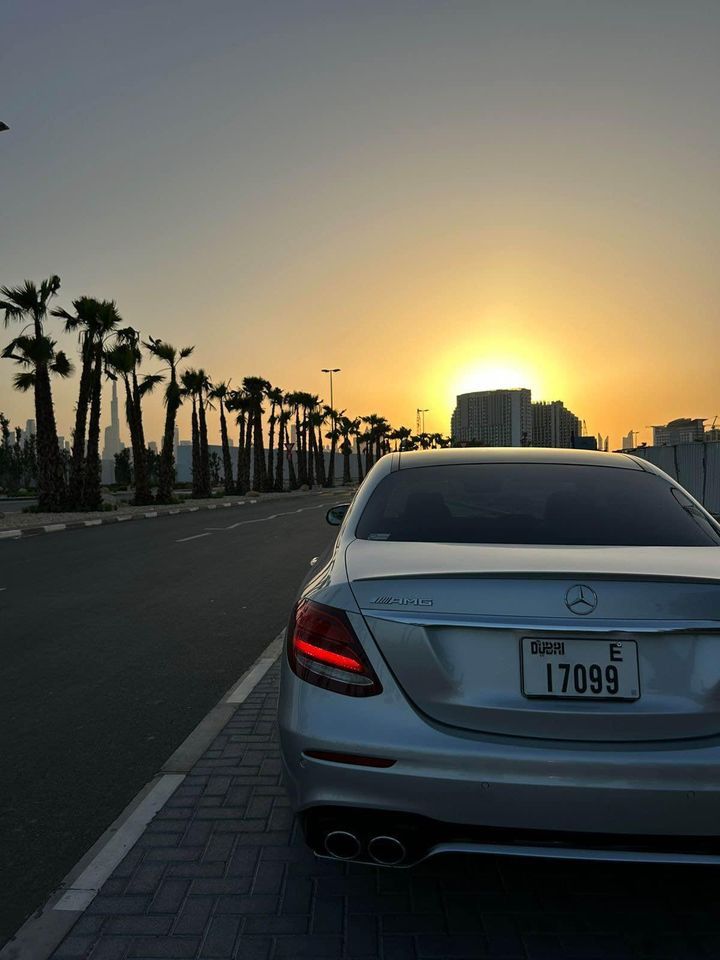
<box><xmin>287</xmin><ymin>599</ymin><xmax>382</xmax><ymax>697</ymax></box>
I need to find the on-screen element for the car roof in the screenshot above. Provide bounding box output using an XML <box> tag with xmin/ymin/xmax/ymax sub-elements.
<box><xmin>396</xmin><ymin>447</ymin><xmax>644</xmax><ymax>470</ymax></box>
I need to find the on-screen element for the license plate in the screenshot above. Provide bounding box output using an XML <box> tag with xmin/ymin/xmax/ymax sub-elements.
<box><xmin>521</xmin><ymin>638</ymin><xmax>640</xmax><ymax>700</ymax></box>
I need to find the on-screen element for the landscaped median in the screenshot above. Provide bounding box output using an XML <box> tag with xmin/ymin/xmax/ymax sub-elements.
<box><xmin>0</xmin><ymin>487</ymin><xmax>347</xmax><ymax>540</ymax></box>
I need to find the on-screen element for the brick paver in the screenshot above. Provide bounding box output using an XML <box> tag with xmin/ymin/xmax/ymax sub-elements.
<box><xmin>50</xmin><ymin>665</ymin><xmax>720</xmax><ymax>959</ymax></box>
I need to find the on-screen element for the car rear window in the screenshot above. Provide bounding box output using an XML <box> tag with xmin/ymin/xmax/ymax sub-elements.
<box><xmin>354</xmin><ymin>463</ymin><xmax>720</xmax><ymax>546</ymax></box>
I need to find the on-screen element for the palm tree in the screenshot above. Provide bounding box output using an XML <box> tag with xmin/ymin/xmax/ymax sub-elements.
<box><xmin>275</xmin><ymin>408</ymin><xmax>292</xmax><ymax>491</ymax></box>
<box><xmin>210</xmin><ymin>381</ymin><xmax>234</xmax><ymax>494</ymax></box>
<box><xmin>350</xmin><ymin>417</ymin><xmax>363</xmax><ymax>483</ymax></box>
<box><xmin>265</xmin><ymin>385</ymin><xmax>284</xmax><ymax>490</ymax></box>
<box><xmin>145</xmin><ymin>337</ymin><xmax>194</xmax><ymax>503</ymax></box>
<box><xmin>50</xmin><ymin>296</ymin><xmax>103</xmax><ymax>508</ymax></box>
<box><xmin>337</xmin><ymin>415</ymin><xmax>354</xmax><ymax>485</ymax></box>
<box><xmin>309</xmin><ymin>401</ymin><xmax>327</xmax><ymax>487</ymax></box>
<box><xmin>391</xmin><ymin>425</ymin><xmax>413</xmax><ymax>451</ymax></box>
<box><xmin>285</xmin><ymin>391</ymin><xmax>305</xmax><ymax>487</ymax></box>
<box><xmin>242</xmin><ymin>376</ymin><xmax>269</xmax><ymax>491</ymax></box>
<box><xmin>105</xmin><ymin>329</ymin><xmax>161</xmax><ymax>505</ymax></box>
<box><xmin>2</xmin><ymin>334</ymin><xmax>73</xmax><ymax>507</ymax></box>
<box><xmin>226</xmin><ymin>389</ymin><xmax>252</xmax><ymax>493</ymax></box>
<box><xmin>195</xmin><ymin>369</ymin><xmax>213</xmax><ymax>497</ymax></box>
<box><xmin>323</xmin><ymin>406</ymin><xmax>343</xmax><ymax>487</ymax></box>
<box><xmin>82</xmin><ymin>300</ymin><xmax>121</xmax><ymax>509</ymax></box>
<box><xmin>0</xmin><ymin>276</ymin><xmax>68</xmax><ymax>510</ymax></box>
<box><xmin>181</xmin><ymin>370</ymin><xmax>202</xmax><ymax>498</ymax></box>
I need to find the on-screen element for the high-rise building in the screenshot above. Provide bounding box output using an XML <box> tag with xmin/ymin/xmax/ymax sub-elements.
<box><xmin>25</xmin><ymin>418</ymin><xmax>36</xmax><ymax>437</ymax></box>
<box><xmin>173</xmin><ymin>425</ymin><xmax>180</xmax><ymax>456</ymax></box>
<box><xmin>102</xmin><ymin>380</ymin><xmax>123</xmax><ymax>461</ymax></box>
<box><xmin>652</xmin><ymin>418</ymin><xmax>705</xmax><ymax>446</ymax></box>
<box><xmin>451</xmin><ymin>389</ymin><xmax>531</xmax><ymax>446</ymax></box>
<box><xmin>148</xmin><ymin>440</ymin><xmax>159</xmax><ymax>453</ymax></box>
<box><xmin>531</xmin><ymin>401</ymin><xmax>581</xmax><ymax>448</ymax></box>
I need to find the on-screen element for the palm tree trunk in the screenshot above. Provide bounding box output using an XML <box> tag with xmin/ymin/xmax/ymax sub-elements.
<box><xmin>158</xmin><ymin>376</ymin><xmax>178</xmax><ymax>504</ymax></box>
<box><xmin>326</xmin><ymin>434</ymin><xmax>337</xmax><ymax>487</ymax></box>
<box><xmin>82</xmin><ymin>345</ymin><xmax>103</xmax><ymax>510</ymax></box>
<box><xmin>341</xmin><ymin>440</ymin><xmax>351</xmax><ymax>484</ymax></box>
<box><xmin>219</xmin><ymin>402</ymin><xmax>234</xmax><ymax>495</ymax></box>
<box><xmin>236</xmin><ymin>415</ymin><xmax>247</xmax><ymax>494</ymax></box>
<box><xmin>295</xmin><ymin>408</ymin><xmax>306</xmax><ymax>485</ymax></box>
<box><xmin>68</xmin><ymin>336</ymin><xmax>94</xmax><ymax>509</ymax></box>
<box><xmin>243</xmin><ymin>410</ymin><xmax>253</xmax><ymax>491</ymax></box>
<box><xmin>198</xmin><ymin>396</ymin><xmax>211</xmax><ymax>497</ymax></box>
<box><xmin>315</xmin><ymin>428</ymin><xmax>326</xmax><ymax>486</ymax></box>
<box><xmin>190</xmin><ymin>397</ymin><xmax>201</xmax><ymax>498</ymax></box>
<box><xmin>306</xmin><ymin>420</ymin><xmax>315</xmax><ymax>488</ymax></box>
<box><xmin>129</xmin><ymin>370</ymin><xmax>152</xmax><ymax>505</ymax></box>
<box><xmin>267</xmin><ymin>405</ymin><xmax>276</xmax><ymax>486</ymax></box>
<box><xmin>274</xmin><ymin>419</ymin><xmax>285</xmax><ymax>491</ymax></box>
<box><xmin>252</xmin><ymin>401</ymin><xmax>266</xmax><ymax>491</ymax></box>
<box><xmin>34</xmin><ymin>363</ymin><xmax>66</xmax><ymax>511</ymax></box>
<box><xmin>354</xmin><ymin>436</ymin><xmax>363</xmax><ymax>483</ymax></box>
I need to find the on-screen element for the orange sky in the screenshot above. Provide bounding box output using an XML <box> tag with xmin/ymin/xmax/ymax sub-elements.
<box><xmin>2</xmin><ymin>2</ymin><xmax>719</xmax><ymax>450</ymax></box>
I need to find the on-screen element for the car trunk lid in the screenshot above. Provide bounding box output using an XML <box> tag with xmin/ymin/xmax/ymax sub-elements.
<box><xmin>346</xmin><ymin>540</ymin><xmax>720</xmax><ymax>742</ymax></box>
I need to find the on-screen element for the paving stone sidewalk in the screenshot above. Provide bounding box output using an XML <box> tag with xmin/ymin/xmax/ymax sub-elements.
<box><xmin>50</xmin><ymin>665</ymin><xmax>720</xmax><ymax>960</ymax></box>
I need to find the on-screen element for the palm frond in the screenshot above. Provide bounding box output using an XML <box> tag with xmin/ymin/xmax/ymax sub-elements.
<box><xmin>12</xmin><ymin>371</ymin><xmax>36</xmax><ymax>392</ymax></box>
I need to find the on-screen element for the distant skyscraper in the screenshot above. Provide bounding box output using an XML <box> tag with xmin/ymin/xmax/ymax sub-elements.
<box><xmin>25</xmin><ymin>418</ymin><xmax>36</xmax><ymax>437</ymax></box>
<box><xmin>531</xmin><ymin>400</ymin><xmax>581</xmax><ymax>448</ymax></box>
<box><xmin>451</xmin><ymin>389</ymin><xmax>531</xmax><ymax>446</ymax></box>
<box><xmin>102</xmin><ymin>380</ymin><xmax>123</xmax><ymax>461</ymax></box>
<box><xmin>174</xmin><ymin>425</ymin><xmax>180</xmax><ymax>456</ymax></box>
<box><xmin>148</xmin><ymin>440</ymin><xmax>158</xmax><ymax>453</ymax></box>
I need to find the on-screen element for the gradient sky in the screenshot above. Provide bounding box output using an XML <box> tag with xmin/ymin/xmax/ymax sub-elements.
<box><xmin>2</xmin><ymin>0</ymin><xmax>719</xmax><ymax>449</ymax></box>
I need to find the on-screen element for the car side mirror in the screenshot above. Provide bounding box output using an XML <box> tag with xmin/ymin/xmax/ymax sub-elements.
<box><xmin>326</xmin><ymin>503</ymin><xmax>350</xmax><ymax>526</ymax></box>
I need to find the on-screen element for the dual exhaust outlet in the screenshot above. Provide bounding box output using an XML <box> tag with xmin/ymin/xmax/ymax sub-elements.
<box><xmin>324</xmin><ymin>829</ymin><xmax>406</xmax><ymax>866</ymax></box>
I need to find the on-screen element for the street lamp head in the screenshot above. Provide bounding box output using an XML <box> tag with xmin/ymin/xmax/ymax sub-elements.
<box><xmin>321</xmin><ymin>368</ymin><xmax>341</xmax><ymax>373</ymax></box>
<box><xmin>0</xmin><ymin>122</ymin><xmax>9</xmax><ymax>133</ymax></box>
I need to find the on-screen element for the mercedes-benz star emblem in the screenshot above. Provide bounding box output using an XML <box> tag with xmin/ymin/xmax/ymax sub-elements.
<box><xmin>565</xmin><ymin>584</ymin><xmax>598</xmax><ymax>615</ymax></box>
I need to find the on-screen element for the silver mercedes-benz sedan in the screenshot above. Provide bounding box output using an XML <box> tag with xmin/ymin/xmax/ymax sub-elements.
<box><xmin>279</xmin><ymin>448</ymin><xmax>720</xmax><ymax>867</ymax></box>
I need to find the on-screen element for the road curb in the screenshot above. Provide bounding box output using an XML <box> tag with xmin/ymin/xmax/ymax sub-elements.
<box><xmin>0</xmin><ymin>488</ymin><xmax>347</xmax><ymax>540</ymax></box>
<box><xmin>0</xmin><ymin>632</ymin><xmax>285</xmax><ymax>960</ymax></box>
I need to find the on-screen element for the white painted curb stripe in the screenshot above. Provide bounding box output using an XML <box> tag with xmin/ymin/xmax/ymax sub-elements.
<box><xmin>0</xmin><ymin>529</ymin><xmax>21</xmax><ymax>539</ymax></box>
<box><xmin>43</xmin><ymin>524</ymin><xmax>66</xmax><ymax>533</ymax></box>
<box><xmin>225</xmin><ymin>633</ymin><xmax>284</xmax><ymax>703</ymax></box>
<box><xmin>53</xmin><ymin>774</ymin><xmax>185</xmax><ymax>912</ymax></box>
<box><xmin>84</xmin><ymin>519</ymin><xmax>102</xmax><ymax>527</ymax></box>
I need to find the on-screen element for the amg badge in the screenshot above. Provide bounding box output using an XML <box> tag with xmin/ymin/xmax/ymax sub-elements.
<box><xmin>372</xmin><ymin>596</ymin><xmax>434</xmax><ymax>606</ymax></box>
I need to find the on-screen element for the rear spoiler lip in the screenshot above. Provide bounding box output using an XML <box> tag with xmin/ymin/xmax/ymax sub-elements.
<box><xmin>359</xmin><ymin>611</ymin><xmax>720</xmax><ymax>634</ymax></box>
<box><xmin>350</xmin><ymin>572</ymin><xmax>720</xmax><ymax>585</ymax></box>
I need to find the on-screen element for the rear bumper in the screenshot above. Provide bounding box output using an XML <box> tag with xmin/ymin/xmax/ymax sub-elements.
<box><xmin>279</xmin><ymin>656</ymin><xmax>720</xmax><ymax>850</ymax></box>
<box><xmin>300</xmin><ymin>806</ymin><xmax>720</xmax><ymax>866</ymax></box>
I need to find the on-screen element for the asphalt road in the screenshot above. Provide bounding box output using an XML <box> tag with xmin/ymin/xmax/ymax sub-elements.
<box><xmin>0</xmin><ymin>491</ymin><xmax>342</xmax><ymax>945</ymax></box>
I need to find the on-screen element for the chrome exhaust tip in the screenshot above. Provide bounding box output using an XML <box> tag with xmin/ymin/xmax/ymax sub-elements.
<box><xmin>324</xmin><ymin>830</ymin><xmax>361</xmax><ymax>860</ymax></box>
<box><xmin>367</xmin><ymin>834</ymin><xmax>406</xmax><ymax>866</ymax></box>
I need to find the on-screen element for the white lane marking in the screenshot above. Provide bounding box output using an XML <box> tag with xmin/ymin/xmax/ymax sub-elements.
<box><xmin>205</xmin><ymin>502</ymin><xmax>333</xmax><ymax>533</ymax></box>
<box><xmin>53</xmin><ymin>774</ymin><xmax>185</xmax><ymax>912</ymax></box>
<box><xmin>176</xmin><ymin>532</ymin><xmax>212</xmax><ymax>543</ymax></box>
<box><xmin>225</xmin><ymin>632</ymin><xmax>284</xmax><ymax>703</ymax></box>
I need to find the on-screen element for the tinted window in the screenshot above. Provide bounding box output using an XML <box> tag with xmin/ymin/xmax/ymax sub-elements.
<box><xmin>355</xmin><ymin>463</ymin><xmax>720</xmax><ymax>546</ymax></box>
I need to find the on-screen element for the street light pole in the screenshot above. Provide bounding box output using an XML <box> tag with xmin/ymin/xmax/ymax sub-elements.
<box><xmin>321</xmin><ymin>368</ymin><xmax>341</xmax><ymax>424</ymax></box>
